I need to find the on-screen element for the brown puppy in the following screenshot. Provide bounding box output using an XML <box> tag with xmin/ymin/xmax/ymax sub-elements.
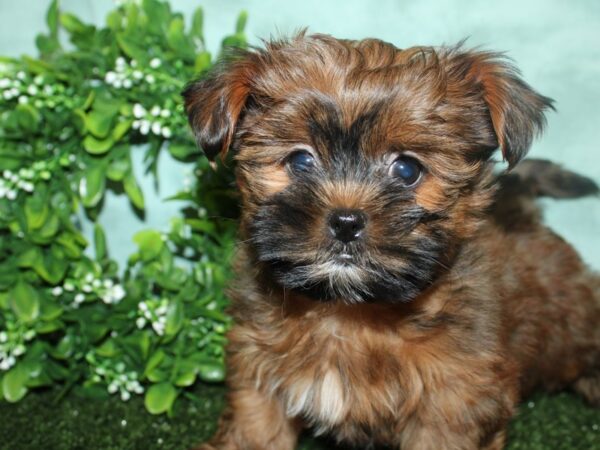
<box><xmin>183</xmin><ymin>34</ymin><xmax>600</xmax><ymax>450</ymax></box>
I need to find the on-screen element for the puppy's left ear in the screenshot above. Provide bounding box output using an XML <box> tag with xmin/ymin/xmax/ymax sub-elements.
<box><xmin>182</xmin><ymin>53</ymin><xmax>259</xmax><ymax>161</ymax></box>
<box><xmin>451</xmin><ymin>50</ymin><xmax>555</xmax><ymax>168</ymax></box>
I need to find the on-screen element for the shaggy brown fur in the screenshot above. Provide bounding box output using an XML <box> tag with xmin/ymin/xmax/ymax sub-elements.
<box><xmin>183</xmin><ymin>34</ymin><xmax>600</xmax><ymax>449</ymax></box>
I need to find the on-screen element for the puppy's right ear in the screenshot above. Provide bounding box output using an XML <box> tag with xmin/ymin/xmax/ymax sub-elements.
<box><xmin>182</xmin><ymin>54</ymin><xmax>259</xmax><ymax>161</ymax></box>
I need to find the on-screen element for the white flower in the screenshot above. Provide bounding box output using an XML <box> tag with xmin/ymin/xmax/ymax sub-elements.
<box><xmin>112</xmin><ymin>284</ymin><xmax>126</xmax><ymax>302</ymax></box>
<box><xmin>16</xmin><ymin>71</ymin><xmax>26</xmax><ymax>80</ymax></box>
<box><xmin>136</xmin><ymin>317</ymin><xmax>146</xmax><ymax>329</ymax></box>
<box><xmin>44</xmin><ymin>85</ymin><xmax>54</xmax><ymax>95</ymax></box>
<box><xmin>13</xmin><ymin>345</ymin><xmax>25</xmax><ymax>356</ymax></box>
<box><xmin>150</xmin><ymin>105</ymin><xmax>161</xmax><ymax>116</ymax></box>
<box><xmin>151</xmin><ymin>322</ymin><xmax>165</xmax><ymax>335</ymax></box>
<box><xmin>0</xmin><ymin>331</ymin><xmax>7</xmax><ymax>343</ymax></box>
<box><xmin>145</xmin><ymin>74</ymin><xmax>155</xmax><ymax>84</ymax></box>
<box><xmin>139</xmin><ymin>302</ymin><xmax>148</xmax><ymax>311</ymax></box>
<box><xmin>27</xmin><ymin>85</ymin><xmax>38</xmax><ymax>96</ymax></box>
<box><xmin>74</xmin><ymin>293</ymin><xmax>85</xmax><ymax>303</ymax></box>
<box><xmin>0</xmin><ymin>359</ymin><xmax>12</xmax><ymax>371</ymax></box>
<box><xmin>18</xmin><ymin>96</ymin><xmax>28</xmax><ymax>104</ymax></box>
<box><xmin>0</xmin><ymin>187</ymin><xmax>7</xmax><ymax>198</ymax></box>
<box><xmin>139</xmin><ymin>120</ymin><xmax>150</xmax><ymax>135</ymax></box>
<box><xmin>3</xmin><ymin>90</ymin><xmax>13</xmax><ymax>100</ymax></box>
<box><xmin>161</xmin><ymin>127</ymin><xmax>172</xmax><ymax>139</ymax></box>
<box><xmin>51</xmin><ymin>286</ymin><xmax>63</xmax><ymax>296</ymax></box>
<box><xmin>85</xmin><ymin>273</ymin><xmax>94</xmax><ymax>283</ymax></box>
<box><xmin>6</xmin><ymin>190</ymin><xmax>16</xmax><ymax>200</ymax></box>
<box><xmin>123</xmin><ymin>79</ymin><xmax>132</xmax><ymax>89</ymax></box>
<box><xmin>132</xmin><ymin>70</ymin><xmax>143</xmax><ymax>80</ymax></box>
<box><xmin>22</xmin><ymin>182</ymin><xmax>34</xmax><ymax>192</ymax></box>
<box><xmin>0</xmin><ymin>78</ymin><xmax>10</xmax><ymax>88</ymax></box>
<box><xmin>132</xmin><ymin>103</ymin><xmax>146</xmax><ymax>118</ymax></box>
<box><xmin>24</xmin><ymin>330</ymin><xmax>35</xmax><ymax>340</ymax></box>
<box><xmin>34</xmin><ymin>75</ymin><xmax>44</xmax><ymax>85</ymax></box>
<box><xmin>102</xmin><ymin>284</ymin><xmax>126</xmax><ymax>304</ymax></box>
<box><xmin>93</xmin><ymin>279</ymin><xmax>102</xmax><ymax>288</ymax></box>
<box><xmin>113</xmin><ymin>79</ymin><xmax>123</xmax><ymax>89</ymax></box>
<box><xmin>120</xmin><ymin>390</ymin><xmax>131</xmax><ymax>401</ymax></box>
<box><xmin>156</xmin><ymin>305</ymin><xmax>168</xmax><ymax>316</ymax></box>
<box><xmin>149</xmin><ymin>58</ymin><xmax>161</xmax><ymax>69</ymax></box>
<box><xmin>151</xmin><ymin>122</ymin><xmax>162</xmax><ymax>135</ymax></box>
<box><xmin>105</xmin><ymin>71</ymin><xmax>117</xmax><ymax>84</ymax></box>
<box><xmin>103</xmin><ymin>279</ymin><xmax>114</xmax><ymax>288</ymax></box>
<box><xmin>130</xmin><ymin>59</ymin><xmax>138</xmax><ymax>68</ymax></box>
<box><xmin>160</xmin><ymin>109</ymin><xmax>171</xmax><ymax>118</ymax></box>
<box><xmin>115</xmin><ymin>57</ymin><xmax>127</xmax><ymax>71</ymax></box>
<box><xmin>82</xmin><ymin>284</ymin><xmax>93</xmax><ymax>293</ymax></box>
<box><xmin>132</xmin><ymin>120</ymin><xmax>140</xmax><ymax>130</ymax></box>
<box><xmin>108</xmin><ymin>383</ymin><xmax>118</xmax><ymax>394</ymax></box>
<box><xmin>2</xmin><ymin>170</ymin><xmax>12</xmax><ymax>179</ymax></box>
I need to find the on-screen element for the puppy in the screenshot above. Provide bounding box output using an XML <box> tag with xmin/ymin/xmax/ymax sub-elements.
<box><xmin>183</xmin><ymin>34</ymin><xmax>600</xmax><ymax>450</ymax></box>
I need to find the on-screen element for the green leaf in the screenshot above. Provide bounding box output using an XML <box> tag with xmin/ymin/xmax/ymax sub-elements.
<box><xmin>144</xmin><ymin>382</ymin><xmax>178</xmax><ymax>415</ymax></box>
<box><xmin>235</xmin><ymin>10</ymin><xmax>248</xmax><ymax>34</ymax></box>
<box><xmin>107</xmin><ymin>145</ymin><xmax>132</xmax><ymax>181</ymax></box>
<box><xmin>142</xmin><ymin>0</ymin><xmax>171</xmax><ymax>34</ymax></box>
<box><xmin>167</xmin><ymin>17</ymin><xmax>195</xmax><ymax>60</ymax></box>
<box><xmin>164</xmin><ymin>300</ymin><xmax>184</xmax><ymax>337</ymax></box>
<box><xmin>198</xmin><ymin>362</ymin><xmax>225</xmax><ymax>383</ymax></box>
<box><xmin>24</xmin><ymin>192</ymin><xmax>49</xmax><ymax>230</ymax></box>
<box><xmin>145</xmin><ymin>349</ymin><xmax>166</xmax><ymax>375</ymax></box>
<box><xmin>85</xmin><ymin>110</ymin><xmax>116</xmax><ymax>139</ymax></box>
<box><xmin>94</xmin><ymin>223</ymin><xmax>107</xmax><ymax>260</ymax></box>
<box><xmin>116</xmin><ymin>33</ymin><xmax>148</xmax><ymax>64</ymax></box>
<box><xmin>112</xmin><ymin>119</ymin><xmax>132</xmax><ymax>141</ymax></box>
<box><xmin>133</xmin><ymin>229</ymin><xmax>163</xmax><ymax>261</ymax></box>
<box><xmin>33</xmin><ymin>213</ymin><xmax>60</xmax><ymax>241</ymax></box>
<box><xmin>46</xmin><ymin>0</ymin><xmax>60</xmax><ymax>38</ymax></box>
<box><xmin>79</xmin><ymin>165</ymin><xmax>106</xmax><ymax>208</ymax></box>
<box><xmin>15</xmin><ymin>104</ymin><xmax>41</xmax><ymax>132</ymax></box>
<box><xmin>124</xmin><ymin>172</ymin><xmax>144</xmax><ymax>210</ymax></box>
<box><xmin>190</xmin><ymin>7</ymin><xmax>204</xmax><ymax>43</ymax></box>
<box><xmin>35</xmin><ymin>319</ymin><xmax>63</xmax><ymax>334</ymax></box>
<box><xmin>39</xmin><ymin>299</ymin><xmax>63</xmax><ymax>321</ymax></box>
<box><xmin>60</xmin><ymin>13</ymin><xmax>87</xmax><ymax>34</ymax></box>
<box><xmin>174</xmin><ymin>361</ymin><xmax>197</xmax><ymax>387</ymax></box>
<box><xmin>194</xmin><ymin>51</ymin><xmax>212</xmax><ymax>73</ymax></box>
<box><xmin>2</xmin><ymin>363</ymin><xmax>29</xmax><ymax>403</ymax></box>
<box><xmin>83</xmin><ymin>135</ymin><xmax>115</xmax><ymax>155</ymax></box>
<box><xmin>51</xmin><ymin>335</ymin><xmax>75</xmax><ymax>360</ymax></box>
<box><xmin>96</xmin><ymin>340</ymin><xmax>118</xmax><ymax>357</ymax></box>
<box><xmin>9</xmin><ymin>281</ymin><xmax>40</xmax><ymax>323</ymax></box>
<box><xmin>168</xmin><ymin>142</ymin><xmax>200</xmax><ymax>160</ymax></box>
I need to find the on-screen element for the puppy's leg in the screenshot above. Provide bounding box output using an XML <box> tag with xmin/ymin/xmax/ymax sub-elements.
<box><xmin>399</xmin><ymin>423</ymin><xmax>508</xmax><ymax>450</ymax></box>
<box><xmin>571</xmin><ymin>274</ymin><xmax>600</xmax><ymax>406</ymax></box>
<box><xmin>398</xmin><ymin>379</ymin><xmax>516</xmax><ymax>450</ymax></box>
<box><xmin>198</xmin><ymin>387</ymin><xmax>300</xmax><ymax>450</ymax></box>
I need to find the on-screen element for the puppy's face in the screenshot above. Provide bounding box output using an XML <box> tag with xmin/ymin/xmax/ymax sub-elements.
<box><xmin>184</xmin><ymin>35</ymin><xmax>552</xmax><ymax>303</ymax></box>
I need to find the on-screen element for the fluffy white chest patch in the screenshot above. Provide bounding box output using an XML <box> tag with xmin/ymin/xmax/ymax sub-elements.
<box><xmin>283</xmin><ymin>369</ymin><xmax>347</xmax><ymax>431</ymax></box>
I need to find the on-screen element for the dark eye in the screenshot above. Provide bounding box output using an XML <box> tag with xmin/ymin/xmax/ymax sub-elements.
<box><xmin>389</xmin><ymin>156</ymin><xmax>423</xmax><ymax>186</ymax></box>
<box><xmin>287</xmin><ymin>150</ymin><xmax>316</xmax><ymax>174</ymax></box>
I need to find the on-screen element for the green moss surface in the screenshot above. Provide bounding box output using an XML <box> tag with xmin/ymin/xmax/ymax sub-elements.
<box><xmin>1</xmin><ymin>387</ymin><xmax>599</xmax><ymax>449</ymax></box>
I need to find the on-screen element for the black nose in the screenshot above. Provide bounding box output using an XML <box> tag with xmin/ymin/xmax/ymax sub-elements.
<box><xmin>328</xmin><ymin>209</ymin><xmax>367</xmax><ymax>243</ymax></box>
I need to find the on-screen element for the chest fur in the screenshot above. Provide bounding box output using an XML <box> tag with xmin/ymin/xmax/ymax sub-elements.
<box><xmin>231</xmin><ymin>310</ymin><xmax>480</xmax><ymax>436</ymax></box>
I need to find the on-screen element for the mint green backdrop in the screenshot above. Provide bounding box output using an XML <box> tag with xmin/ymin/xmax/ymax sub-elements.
<box><xmin>1</xmin><ymin>0</ymin><xmax>599</xmax><ymax>269</ymax></box>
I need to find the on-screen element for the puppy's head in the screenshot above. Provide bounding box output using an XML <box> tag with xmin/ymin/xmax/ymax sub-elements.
<box><xmin>183</xmin><ymin>34</ymin><xmax>553</xmax><ymax>303</ymax></box>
